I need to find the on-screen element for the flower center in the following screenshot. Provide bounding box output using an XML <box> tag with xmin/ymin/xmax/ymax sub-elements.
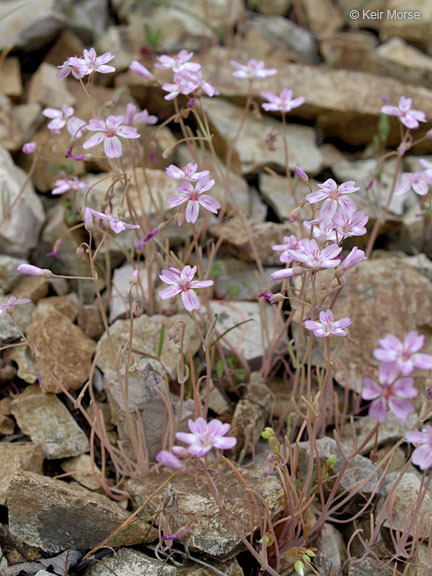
<box><xmin>105</xmin><ymin>129</ymin><xmax>116</xmax><ymax>138</ymax></box>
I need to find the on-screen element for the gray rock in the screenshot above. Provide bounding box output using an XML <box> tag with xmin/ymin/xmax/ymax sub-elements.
<box><xmin>209</xmin><ymin>300</ymin><xmax>279</xmax><ymax>367</ymax></box>
<box><xmin>15</xmin><ymin>103</ymin><xmax>44</xmax><ymax>142</ymax></box>
<box><xmin>377</xmin><ymin>472</ymin><xmax>432</xmax><ymax>539</ymax></box>
<box><xmin>0</xmin><ymin>255</ymin><xmax>26</xmax><ymax>293</ymax></box>
<box><xmin>128</xmin><ymin>462</ymin><xmax>284</xmax><ymax>559</ymax></box>
<box><xmin>28</xmin><ymin>63</ymin><xmax>75</xmax><ymax>108</ymax></box>
<box><xmin>0</xmin><ymin>94</ymin><xmax>22</xmax><ymax>151</ymax></box>
<box><xmin>7</xmin><ymin>471</ymin><xmax>157</xmax><ymax>553</ymax></box>
<box><xmin>315</xmin><ymin>523</ymin><xmax>346</xmax><ymax>575</ymax></box>
<box><xmin>96</xmin><ymin>313</ymin><xmax>201</xmax><ymax>378</ymax></box>
<box><xmin>376</xmin><ymin>37</ymin><xmax>432</xmax><ymax>87</ymax></box>
<box><xmin>110</xmin><ymin>262</ymin><xmax>156</xmax><ymax>323</ymax></box>
<box><xmin>0</xmin><ymin>443</ymin><xmax>43</xmax><ymax>505</ymax></box>
<box><xmin>203</xmin><ymin>97</ymin><xmax>323</xmax><ymax>177</ymax></box>
<box><xmin>252</xmin><ymin>0</ymin><xmax>292</xmax><ymax>15</ymax></box>
<box><xmin>10</xmin><ymin>385</ymin><xmax>89</xmax><ymax>459</ymax></box>
<box><xmin>296</xmin><ymin>437</ymin><xmax>384</xmax><ymax>497</ymax></box>
<box><xmin>0</xmin><ymin>297</ymin><xmax>35</xmax><ymax>345</ymax></box>
<box><xmin>0</xmin><ymin>146</ymin><xmax>45</xmax><ymax>257</ymax></box>
<box><xmin>84</xmin><ymin>548</ymin><xmax>176</xmax><ymax>576</ymax></box>
<box><xmin>0</xmin><ymin>0</ymin><xmax>110</xmax><ymax>51</ymax></box>
<box><xmin>212</xmin><ymin>258</ymin><xmax>279</xmax><ymax>301</ymax></box>
<box><xmin>104</xmin><ymin>359</ymin><xmax>194</xmax><ymax>461</ymax></box>
<box><xmin>380</xmin><ymin>0</ymin><xmax>432</xmax><ymax>55</ymax></box>
<box><xmin>246</xmin><ymin>14</ymin><xmax>318</xmax><ymax>63</ymax></box>
<box><xmin>347</xmin><ymin>558</ymin><xmax>393</xmax><ymax>576</ymax></box>
<box><xmin>260</xmin><ymin>173</ymin><xmax>312</xmax><ymax>221</ymax></box>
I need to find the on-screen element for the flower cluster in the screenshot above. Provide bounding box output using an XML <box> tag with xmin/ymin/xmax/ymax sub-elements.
<box><xmin>156</xmin><ymin>50</ymin><xmax>218</xmax><ymax>101</ymax></box>
<box><xmin>157</xmin><ymin>417</ymin><xmax>237</xmax><ymax>470</ymax></box>
<box><xmin>362</xmin><ymin>331</ymin><xmax>432</xmax><ymax>424</ymax></box>
<box><xmin>165</xmin><ymin>162</ymin><xmax>220</xmax><ymax>223</ymax></box>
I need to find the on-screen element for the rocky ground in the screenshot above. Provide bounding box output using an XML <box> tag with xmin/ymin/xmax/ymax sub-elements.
<box><xmin>1</xmin><ymin>1</ymin><xmax>432</xmax><ymax>575</ymax></box>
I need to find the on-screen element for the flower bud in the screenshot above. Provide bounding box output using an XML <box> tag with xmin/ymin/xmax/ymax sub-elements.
<box><xmin>294</xmin><ymin>165</ymin><xmax>308</xmax><ymax>181</ymax></box>
<box><xmin>83</xmin><ymin>207</ymin><xmax>94</xmax><ymax>232</ymax></box>
<box><xmin>130</xmin><ymin>269</ymin><xmax>139</xmax><ymax>285</ymax></box>
<box><xmin>156</xmin><ymin>450</ymin><xmax>184</xmax><ymax>471</ymax></box>
<box><xmin>22</xmin><ymin>142</ymin><xmax>36</xmax><ymax>154</ymax></box>
<box><xmin>131</xmin><ymin>299</ymin><xmax>143</xmax><ymax>317</ymax></box>
<box><xmin>76</xmin><ymin>246</ymin><xmax>85</xmax><ymax>260</ymax></box>
<box><xmin>17</xmin><ymin>264</ymin><xmax>53</xmax><ymax>279</ymax></box>
<box><xmin>174</xmin><ymin>212</ymin><xmax>185</xmax><ymax>227</ymax></box>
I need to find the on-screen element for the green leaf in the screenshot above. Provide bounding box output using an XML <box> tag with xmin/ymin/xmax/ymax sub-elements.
<box><xmin>226</xmin><ymin>284</ymin><xmax>241</xmax><ymax>298</ymax></box>
<box><xmin>158</xmin><ymin>324</ymin><xmax>165</xmax><ymax>358</ymax></box>
<box><xmin>378</xmin><ymin>113</ymin><xmax>390</xmax><ymax>143</ymax></box>
<box><xmin>216</xmin><ymin>359</ymin><xmax>224</xmax><ymax>379</ymax></box>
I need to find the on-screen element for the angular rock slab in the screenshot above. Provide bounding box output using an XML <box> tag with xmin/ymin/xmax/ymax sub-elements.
<box><xmin>84</xmin><ymin>548</ymin><xmax>176</xmax><ymax>576</ymax></box>
<box><xmin>296</xmin><ymin>437</ymin><xmax>384</xmax><ymax>497</ymax></box>
<box><xmin>26</xmin><ymin>304</ymin><xmax>96</xmax><ymax>394</ymax></box>
<box><xmin>377</xmin><ymin>472</ymin><xmax>432</xmax><ymax>539</ymax></box>
<box><xmin>7</xmin><ymin>471</ymin><xmax>157</xmax><ymax>553</ymax></box>
<box><xmin>128</xmin><ymin>463</ymin><xmax>284</xmax><ymax>559</ymax></box>
<box><xmin>11</xmin><ymin>385</ymin><xmax>89</xmax><ymax>459</ymax></box>
<box><xmin>0</xmin><ymin>297</ymin><xmax>35</xmax><ymax>345</ymax></box>
<box><xmin>104</xmin><ymin>359</ymin><xmax>194</xmax><ymax>461</ymax></box>
<box><xmin>326</xmin><ymin>256</ymin><xmax>432</xmax><ymax>392</ymax></box>
<box><xmin>203</xmin><ymin>97</ymin><xmax>323</xmax><ymax>177</ymax></box>
<box><xmin>0</xmin><ymin>146</ymin><xmax>45</xmax><ymax>257</ymax></box>
<box><xmin>210</xmin><ymin>300</ymin><xmax>279</xmax><ymax>367</ymax></box>
<box><xmin>0</xmin><ymin>255</ymin><xmax>26</xmax><ymax>292</ymax></box>
<box><xmin>96</xmin><ymin>314</ymin><xmax>201</xmax><ymax>378</ymax></box>
<box><xmin>0</xmin><ymin>443</ymin><xmax>43</xmax><ymax>505</ymax></box>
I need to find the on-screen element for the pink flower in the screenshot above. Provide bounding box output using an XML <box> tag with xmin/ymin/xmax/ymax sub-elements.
<box><xmin>125</xmin><ymin>103</ymin><xmax>158</xmax><ymax>126</ymax></box>
<box><xmin>303</xmin><ymin>221</ymin><xmax>337</xmax><ymax>243</ymax></box>
<box><xmin>67</xmin><ymin>116</ymin><xmax>87</xmax><ymax>139</ymax></box>
<box><xmin>22</xmin><ymin>142</ymin><xmax>36</xmax><ymax>154</ymax></box>
<box><xmin>287</xmin><ymin>239</ymin><xmax>342</xmax><ymax>269</ymax></box>
<box><xmin>83</xmin><ymin>116</ymin><xmax>140</xmax><ymax>159</ymax></box>
<box><xmin>294</xmin><ymin>165</ymin><xmax>308</xmax><ymax>181</ymax></box>
<box><xmin>381</xmin><ymin>96</ymin><xmax>426</xmax><ymax>130</ymax></box>
<box><xmin>17</xmin><ymin>264</ymin><xmax>53</xmax><ymax>279</ymax></box>
<box><xmin>0</xmin><ymin>296</ymin><xmax>31</xmax><ymax>316</ymax></box>
<box><xmin>68</xmin><ymin>48</ymin><xmax>115</xmax><ymax>76</ymax></box>
<box><xmin>42</xmin><ymin>105</ymin><xmax>74</xmax><ymax>134</ymax></box>
<box><xmin>332</xmin><ymin>207</ymin><xmax>368</xmax><ymax>239</ymax></box>
<box><xmin>156</xmin><ymin>450</ymin><xmax>185</xmax><ymax>471</ymax></box>
<box><xmin>272</xmin><ymin>235</ymin><xmax>299</xmax><ymax>264</ymax></box>
<box><xmin>162</xmin><ymin>69</ymin><xmax>218</xmax><ymax>100</ymax></box>
<box><xmin>176</xmin><ymin>417</ymin><xmax>237</xmax><ymax>457</ymax></box>
<box><xmin>56</xmin><ymin>57</ymin><xmax>86</xmax><ymax>81</ymax></box>
<box><xmin>336</xmin><ymin>247</ymin><xmax>366</xmax><ymax>276</ymax></box>
<box><xmin>129</xmin><ymin>60</ymin><xmax>154</xmax><ymax>80</ymax></box>
<box><xmin>306</xmin><ymin>179</ymin><xmax>359</xmax><ymax>222</ymax></box>
<box><xmin>230</xmin><ymin>59</ymin><xmax>277</xmax><ymax>79</ymax></box>
<box><xmin>261</xmin><ymin>89</ymin><xmax>305</xmax><ymax>113</ymax></box>
<box><xmin>155</xmin><ymin>50</ymin><xmax>201</xmax><ymax>73</ymax></box>
<box><xmin>166</xmin><ymin>163</ymin><xmax>209</xmax><ymax>182</ymax></box>
<box><xmin>85</xmin><ymin>208</ymin><xmax>140</xmax><ymax>234</ymax></box>
<box><xmin>373</xmin><ymin>331</ymin><xmax>432</xmax><ymax>375</ymax></box>
<box><xmin>52</xmin><ymin>175</ymin><xmax>87</xmax><ymax>195</ymax></box>
<box><xmin>406</xmin><ymin>426</ymin><xmax>432</xmax><ymax>470</ymax></box>
<box><xmin>166</xmin><ymin>176</ymin><xmax>220</xmax><ymax>223</ymax></box>
<box><xmin>159</xmin><ymin>265</ymin><xmax>213</xmax><ymax>312</ymax></box>
<box><xmin>271</xmin><ymin>266</ymin><xmax>306</xmax><ymax>281</ymax></box>
<box><xmin>395</xmin><ymin>170</ymin><xmax>432</xmax><ymax>197</ymax></box>
<box><xmin>304</xmin><ymin>309</ymin><xmax>351</xmax><ymax>338</ymax></box>
<box><xmin>362</xmin><ymin>362</ymin><xmax>418</xmax><ymax>423</ymax></box>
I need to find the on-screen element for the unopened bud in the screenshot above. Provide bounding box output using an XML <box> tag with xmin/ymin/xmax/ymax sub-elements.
<box><xmin>294</xmin><ymin>165</ymin><xmax>308</xmax><ymax>181</ymax></box>
<box><xmin>83</xmin><ymin>207</ymin><xmax>94</xmax><ymax>232</ymax></box>
<box><xmin>131</xmin><ymin>299</ymin><xmax>143</xmax><ymax>317</ymax></box>
<box><xmin>174</xmin><ymin>212</ymin><xmax>185</xmax><ymax>227</ymax></box>
<box><xmin>130</xmin><ymin>269</ymin><xmax>139</xmax><ymax>285</ymax></box>
<box><xmin>289</xmin><ymin>206</ymin><xmax>302</xmax><ymax>223</ymax></box>
<box><xmin>326</xmin><ymin>454</ymin><xmax>337</xmax><ymax>468</ymax></box>
<box><xmin>270</xmin><ymin>293</ymin><xmax>284</xmax><ymax>304</ymax></box>
<box><xmin>168</xmin><ymin>323</ymin><xmax>182</xmax><ymax>344</ymax></box>
<box><xmin>22</xmin><ymin>142</ymin><xmax>36</xmax><ymax>154</ymax></box>
<box><xmin>76</xmin><ymin>246</ymin><xmax>85</xmax><ymax>260</ymax></box>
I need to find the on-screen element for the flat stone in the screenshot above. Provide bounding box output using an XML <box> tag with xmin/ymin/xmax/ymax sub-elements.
<box><xmin>128</xmin><ymin>462</ymin><xmax>284</xmax><ymax>559</ymax></box>
<box><xmin>0</xmin><ymin>297</ymin><xmax>35</xmax><ymax>345</ymax></box>
<box><xmin>60</xmin><ymin>454</ymin><xmax>102</xmax><ymax>491</ymax></box>
<box><xmin>28</xmin><ymin>63</ymin><xmax>75</xmax><ymax>108</ymax></box>
<box><xmin>84</xmin><ymin>548</ymin><xmax>176</xmax><ymax>576</ymax></box>
<box><xmin>260</xmin><ymin>173</ymin><xmax>312</xmax><ymax>221</ymax></box>
<box><xmin>320</xmin><ymin>31</ymin><xmax>378</xmax><ymax>72</ymax></box>
<box><xmin>110</xmin><ymin>263</ymin><xmax>150</xmax><ymax>323</ymax></box>
<box><xmin>380</xmin><ymin>0</ymin><xmax>432</xmax><ymax>55</ymax></box>
<box><xmin>10</xmin><ymin>385</ymin><xmax>89</xmax><ymax>459</ymax></box>
<box><xmin>178</xmin><ymin>558</ymin><xmax>244</xmax><ymax>576</ymax></box>
<box><xmin>3</xmin><ymin>345</ymin><xmax>38</xmax><ymax>383</ymax></box>
<box><xmin>0</xmin><ymin>146</ymin><xmax>45</xmax><ymax>257</ymax></box>
<box><xmin>209</xmin><ymin>219</ymin><xmax>296</xmax><ymax>265</ymax></box>
<box><xmin>0</xmin><ymin>58</ymin><xmax>22</xmax><ymax>99</ymax></box>
<box><xmin>191</xmin><ymin>47</ymin><xmax>432</xmax><ymax>148</ymax></box>
<box><xmin>12</xmin><ymin>276</ymin><xmax>50</xmax><ymax>302</ymax></box>
<box><xmin>26</xmin><ymin>304</ymin><xmax>96</xmax><ymax>394</ymax></box>
<box><xmin>301</xmin><ymin>0</ymin><xmax>343</xmax><ymax>34</ymax></box>
<box><xmin>377</xmin><ymin>472</ymin><xmax>432</xmax><ymax>539</ymax></box>
<box><xmin>7</xmin><ymin>471</ymin><xmax>156</xmax><ymax>553</ymax></box>
<box><xmin>0</xmin><ymin>255</ymin><xmax>26</xmax><ymax>293</ymax></box>
<box><xmin>209</xmin><ymin>300</ymin><xmax>278</xmax><ymax>367</ymax></box>
<box><xmin>0</xmin><ymin>94</ymin><xmax>21</xmax><ymax>151</ymax></box>
<box><xmin>96</xmin><ymin>314</ymin><xmax>200</xmax><ymax>378</ymax></box>
<box><xmin>212</xmin><ymin>258</ymin><xmax>279</xmax><ymax>301</ymax></box>
<box><xmin>245</xmin><ymin>14</ymin><xmax>319</xmax><ymax>64</ymax></box>
<box><xmin>324</xmin><ymin>256</ymin><xmax>432</xmax><ymax>391</ymax></box>
<box><xmin>315</xmin><ymin>524</ymin><xmax>346</xmax><ymax>575</ymax></box>
<box><xmin>37</xmin><ymin>293</ymin><xmax>79</xmax><ymax>321</ymax></box>
<box><xmin>252</xmin><ymin>0</ymin><xmax>292</xmax><ymax>15</ymax></box>
<box><xmin>103</xmin><ymin>359</ymin><xmax>194</xmax><ymax>461</ymax></box>
<box><xmin>15</xmin><ymin>103</ymin><xmax>44</xmax><ymax>142</ymax></box>
<box><xmin>203</xmin><ymin>97</ymin><xmax>323</xmax><ymax>176</ymax></box>
<box><xmin>296</xmin><ymin>437</ymin><xmax>383</xmax><ymax>497</ymax></box>
<box><xmin>98</xmin><ymin>25</ymin><xmax>141</xmax><ymax>71</ymax></box>
<box><xmin>0</xmin><ymin>443</ymin><xmax>43</xmax><ymax>505</ymax></box>
<box><xmin>77</xmin><ymin>304</ymin><xmax>105</xmax><ymax>340</ymax></box>
<box><xmin>376</xmin><ymin>37</ymin><xmax>432</xmax><ymax>87</ymax></box>
<box><xmin>0</xmin><ymin>397</ymin><xmax>15</xmax><ymax>434</ymax></box>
